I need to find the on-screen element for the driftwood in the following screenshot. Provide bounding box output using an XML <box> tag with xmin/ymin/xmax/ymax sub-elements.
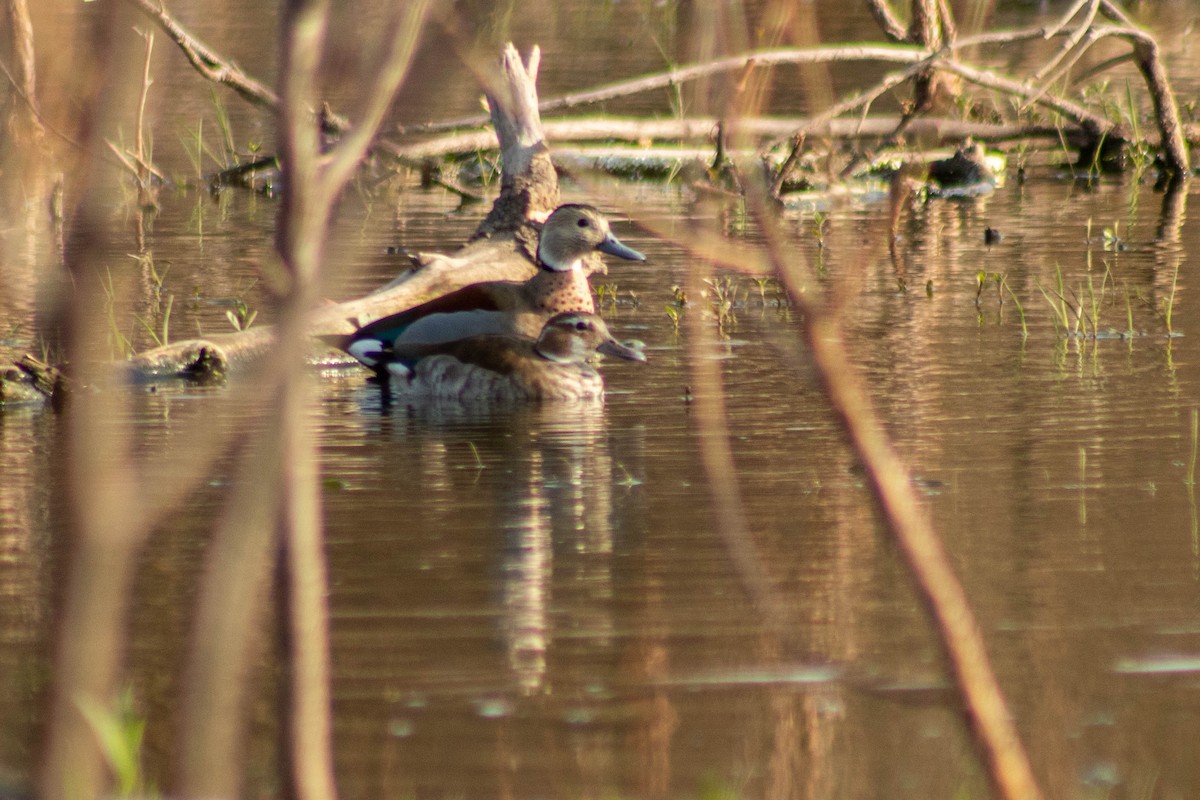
<box><xmin>121</xmin><ymin>0</ymin><xmax>1188</xmax><ymax>178</ymax></box>
<box><xmin>400</xmin><ymin>116</ymin><xmax>1107</xmax><ymax>161</ymax></box>
<box><xmin>126</xmin><ymin>44</ymin><xmax>557</xmax><ymax>379</ymax></box>
<box><xmin>2</xmin><ymin>0</ymin><xmax>1189</xmax><ymax>402</ymax></box>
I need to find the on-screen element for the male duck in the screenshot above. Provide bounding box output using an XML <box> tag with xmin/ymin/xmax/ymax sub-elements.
<box><xmin>343</xmin><ymin>204</ymin><xmax>644</xmax><ymax>371</ymax></box>
<box><xmin>366</xmin><ymin>311</ymin><xmax>647</xmax><ymax>402</ymax></box>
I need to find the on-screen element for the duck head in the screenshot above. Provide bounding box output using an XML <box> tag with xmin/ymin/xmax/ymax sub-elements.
<box><xmin>534</xmin><ymin>312</ymin><xmax>648</xmax><ymax>364</ymax></box>
<box><xmin>537</xmin><ymin>204</ymin><xmax>646</xmax><ymax>272</ymax></box>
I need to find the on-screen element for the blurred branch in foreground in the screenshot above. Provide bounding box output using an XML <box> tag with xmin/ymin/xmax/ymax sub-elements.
<box><xmin>760</xmin><ymin>212</ymin><xmax>1046</xmax><ymax>800</ymax></box>
<box><xmin>172</xmin><ymin>1</ymin><xmax>429</xmax><ymax>798</ymax></box>
<box><xmin>34</xmin><ymin>2</ymin><xmax>429</xmax><ymax>799</ymax></box>
<box><xmin>691</xmin><ymin>174</ymin><xmax>1046</xmax><ymax>798</ymax></box>
<box><xmin>36</xmin><ymin>4</ymin><xmax>155</xmax><ymax>799</ymax></box>
<box><xmin>642</xmin><ymin>178</ymin><xmax>1046</xmax><ymax>797</ymax></box>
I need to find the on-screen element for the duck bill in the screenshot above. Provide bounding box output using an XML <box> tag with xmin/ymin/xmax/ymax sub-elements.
<box><xmin>597</xmin><ymin>234</ymin><xmax>645</xmax><ymax>262</ymax></box>
<box><xmin>597</xmin><ymin>338</ymin><xmax>647</xmax><ymax>363</ymax></box>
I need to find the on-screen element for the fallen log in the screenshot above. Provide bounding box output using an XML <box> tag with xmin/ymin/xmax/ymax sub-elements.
<box><xmin>129</xmin><ymin>43</ymin><xmax>559</xmax><ymax>380</ymax></box>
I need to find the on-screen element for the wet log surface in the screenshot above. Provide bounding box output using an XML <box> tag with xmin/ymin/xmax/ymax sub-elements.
<box><xmin>136</xmin><ymin>43</ymin><xmax>557</xmax><ymax>380</ymax></box>
<box><xmin>0</xmin><ymin>44</ymin><xmax>557</xmax><ymax>405</ymax></box>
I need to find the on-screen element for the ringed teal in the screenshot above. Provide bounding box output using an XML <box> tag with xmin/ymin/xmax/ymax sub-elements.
<box><xmin>365</xmin><ymin>311</ymin><xmax>647</xmax><ymax>402</ymax></box>
<box><xmin>342</xmin><ymin>204</ymin><xmax>644</xmax><ymax>372</ymax></box>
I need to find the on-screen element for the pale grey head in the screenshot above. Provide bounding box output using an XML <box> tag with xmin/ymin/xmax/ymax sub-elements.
<box><xmin>534</xmin><ymin>312</ymin><xmax>648</xmax><ymax>364</ymax></box>
<box><xmin>536</xmin><ymin>204</ymin><xmax>646</xmax><ymax>272</ymax></box>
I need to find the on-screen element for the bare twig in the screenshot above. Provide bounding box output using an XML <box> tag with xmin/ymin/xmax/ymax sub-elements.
<box><xmin>393</xmin><ymin>115</ymin><xmax>1095</xmax><ymax>163</ymax></box>
<box><xmin>3</xmin><ymin>0</ymin><xmax>43</xmax><ymax>138</ymax></box>
<box><xmin>771</xmin><ymin>62</ymin><xmax>927</xmax><ymax>194</ymax></box>
<box><xmin>322</xmin><ymin>2</ymin><xmax>427</xmax><ymax>191</ymax></box>
<box><xmin>121</xmin><ymin>0</ymin><xmax>281</xmax><ymax>110</ymax></box>
<box><xmin>746</xmin><ymin>184</ymin><xmax>1045</xmax><ymax>800</ymax></box>
<box><xmin>1030</xmin><ymin>0</ymin><xmax>1099</xmax><ymax>84</ymax></box>
<box><xmin>937</xmin><ymin>57</ymin><xmax>1115</xmax><ymax>138</ymax></box>
<box><xmin>950</xmin><ymin>8</ymin><xmax>1189</xmax><ymax>173</ymax></box>
<box><xmin>936</xmin><ymin>0</ymin><xmax>958</xmax><ymax>41</ymax></box>
<box><xmin>863</xmin><ymin>0</ymin><xmax>908</xmax><ymax>43</ymax></box>
<box><xmin>612</xmin><ymin>171</ymin><xmax>1047</xmax><ymax>800</ymax></box>
<box><xmin>133</xmin><ymin>28</ymin><xmax>158</xmax><ymax>206</ymax></box>
<box><xmin>1097</xmin><ymin>0</ymin><xmax>1137</xmax><ymax>27</ymax></box>
<box><xmin>415</xmin><ymin>45</ymin><xmax>930</xmax><ymax>134</ymax></box>
<box><xmin>1044</xmin><ymin>0</ymin><xmax>1091</xmax><ymax>37</ymax></box>
<box><xmin>172</xmin><ymin>3</ymin><xmax>431</xmax><ymax>798</ymax></box>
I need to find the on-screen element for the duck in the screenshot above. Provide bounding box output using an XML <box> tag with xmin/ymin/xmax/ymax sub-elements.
<box><xmin>341</xmin><ymin>204</ymin><xmax>644</xmax><ymax>372</ymax></box>
<box><xmin>364</xmin><ymin>311</ymin><xmax>647</xmax><ymax>402</ymax></box>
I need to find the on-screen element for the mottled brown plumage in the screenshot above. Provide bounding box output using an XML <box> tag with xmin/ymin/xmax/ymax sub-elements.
<box><xmin>380</xmin><ymin>312</ymin><xmax>647</xmax><ymax>402</ymax></box>
<box><xmin>340</xmin><ymin>205</ymin><xmax>645</xmax><ymax>372</ymax></box>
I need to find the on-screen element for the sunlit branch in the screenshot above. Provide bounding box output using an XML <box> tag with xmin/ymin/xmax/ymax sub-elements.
<box><xmin>741</xmin><ymin>185</ymin><xmax>1046</xmax><ymax>800</ymax></box>
<box><xmin>1030</xmin><ymin>0</ymin><xmax>1099</xmax><ymax>84</ymax></box>
<box><xmin>121</xmin><ymin>0</ymin><xmax>281</xmax><ymax>110</ymax></box>
<box><xmin>413</xmin><ymin>45</ymin><xmax>931</xmax><ymax>133</ymax></box>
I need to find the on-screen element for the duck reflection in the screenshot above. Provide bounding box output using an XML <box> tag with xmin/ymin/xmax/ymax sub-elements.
<box><xmin>499</xmin><ymin>400</ymin><xmax>615</xmax><ymax>693</ymax></box>
<box><xmin>349</xmin><ymin>388</ymin><xmax>621</xmax><ymax>696</ymax></box>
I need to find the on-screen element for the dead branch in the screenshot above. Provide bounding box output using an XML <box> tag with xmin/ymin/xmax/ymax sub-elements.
<box><xmin>1031</xmin><ymin>0</ymin><xmax>1099</xmax><ymax>84</ymax></box>
<box><xmin>121</xmin><ymin>0</ymin><xmax>280</xmax><ymax>111</ymax></box>
<box><xmin>3</xmin><ymin>0</ymin><xmax>43</xmax><ymax>139</ymax></box>
<box><xmin>172</xmin><ymin>5</ymin><xmax>431</xmax><ymax>798</ymax></box>
<box><xmin>124</xmin><ymin>43</ymin><xmax>554</xmax><ymax>380</ymax></box>
<box><xmin>748</xmin><ymin>183</ymin><xmax>1045</xmax><ymax>800</ymax></box>
<box><xmin>772</xmin><ymin>61</ymin><xmax>927</xmax><ymax>194</ymax></box>
<box><xmin>395</xmin><ymin>115</ymin><xmax>1091</xmax><ymax>162</ymax></box>
<box><xmin>786</xmin><ymin>291</ymin><xmax>1046</xmax><ymax>800</ymax></box>
<box><xmin>415</xmin><ymin>45</ymin><xmax>931</xmax><ymax>134</ymax></box>
<box><xmin>937</xmin><ymin>57</ymin><xmax>1115</xmax><ymax>139</ymax></box>
<box><xmin>952</xmin><ymin>10</ymin><xmax>1188</xmax><ymax>172</ymax></box>
<box><xmin>862</xmin><ymin>0</ymin><xmax>908</xmax><ymax>44</ymax></box>
<box><xmin>614</xmin><ymin>176</ymin><xmax>1047</xmax><ymax>800</ymax></box>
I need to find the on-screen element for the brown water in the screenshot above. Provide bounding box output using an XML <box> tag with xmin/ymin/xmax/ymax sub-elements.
<box><xmin>6</xmin><ymin>2</ymin><xmax>1200</xmax><ymax>799</ymax></box>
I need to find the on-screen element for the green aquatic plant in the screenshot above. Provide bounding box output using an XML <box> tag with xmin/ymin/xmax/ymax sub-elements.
<box><xmin>615</xmin><ymin>462</ymin><xmax>643</xmax><ymax>487</ymax></box>
<box><xmin>101</xmin><ymin>268</ymin><xmax>135</xmax><ymax>359</ymax></box>
<box><xmin>1002</xmin><ymin>277</ymin><xmax>1028</xmax><ymax>340</ymax></box>
<box><xmin>225</xmin><ymin>299</ymin><xmax>258</xmax><ymax>332</ymax></box>
<box><xmin>811</xmin><ymin>211</ymin><xmax>829</xmax><ymax>249</ymax></box>
<box><xmin>1187</xmin><ymin>408</ymin><xmax>1198</xmax><ymax>489</ymax></box>
<box><xmin>1102</xmin><ymin>221</ymin><xmax>1123</xmax><ymax>252</ymax></box>
<box><xmin>1125</xmin><ymin>292</ymin><xmax>1135</xmax><ymax>342</ymax></box>
<box><xmin>594</xmin><ymin>281</ymin><xmax>620</xmax><ymax>308</ymax></box>
<box><xmin>77</xmin><ymin>687</ymin><xmax>150</xmax><ymax>799</ymax></box>
<box><xmin>1165</xmin><ymin>261</ymin><xmax>1180</xmax><ymax>336</ymax></box>
<box><xmin>1037</xmin><ymin>262</ymin><xmax>1077</xmax><ymax>338</ymax></box>
<box><xmin>975</xmin><ymin>272</ymin><xmax>1027</xmax><ymax>339</ymax></box>
<box><xmin>179</xmin><ymin>118</ymin><xmax>204</xmax><ymax>186</ymax></box>
<box><xmin>135</xmin><ymin>295</ymin><xmax>173</xmax><ymax>348</ymax></box>
<box><xmin>703</xmin><ymin>275</ymin><xmax>738</xmax><ymax>334</ymax></box>
<box><xmin>468</xmin><ymin>442</ymin><xmax>486</xmax><ymax>471</ymax></box>
<box><xmin>752</xmin><ymin>276</ymin><xmax>772</xmax><ymax>305</ymax></box>
<box><xmin>210</xmin><ymin>86</ymin><xmax>237</xmax><ymax>168</ymax></box>
<box><xmin>664</xmin><ymin>304</ymin><xmax>682</xmax><ymax>333</ymax></box>
<box><xmin>131</xmin><ymin>253</ymin><xmax>174</xmax><ymax>348</ymax></box>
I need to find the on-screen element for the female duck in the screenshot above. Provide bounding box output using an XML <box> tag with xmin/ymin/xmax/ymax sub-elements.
<box><xmin>343</xmin><ymin>204</ymin><xmax>644</xmax><ymax>371</ymax></box>
<box><xmin>368</xmin><ymin>311</ymin><xmax>647</xmax><ymax>402</ymax></box>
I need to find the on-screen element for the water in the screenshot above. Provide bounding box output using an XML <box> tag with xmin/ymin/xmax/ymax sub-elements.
<box><xmin>7</xmin><ymin>1</ymin><xmax>1200</xmax><ymax>798</ymax></box>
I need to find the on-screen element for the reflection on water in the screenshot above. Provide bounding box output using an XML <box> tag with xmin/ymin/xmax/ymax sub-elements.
<box><xmin>8</xmin><ymin>2</ymin><xmax>1200</xmax><ymax>796</ymax></box>
<box><xmin>4</xmin><ymin>169</ymin><xmax>1200</xmax><ymax>797</ymax></box>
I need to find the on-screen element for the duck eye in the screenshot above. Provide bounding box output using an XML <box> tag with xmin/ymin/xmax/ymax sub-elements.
<box><xmin>575</xmin><ymin>321</ymin><xmax>588</xmax><ymax>331</ymax></box>
<box><xmin>576</xmin><ymin>218</ymin><xmax>589</xmax><ymax>228</ymax></box>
